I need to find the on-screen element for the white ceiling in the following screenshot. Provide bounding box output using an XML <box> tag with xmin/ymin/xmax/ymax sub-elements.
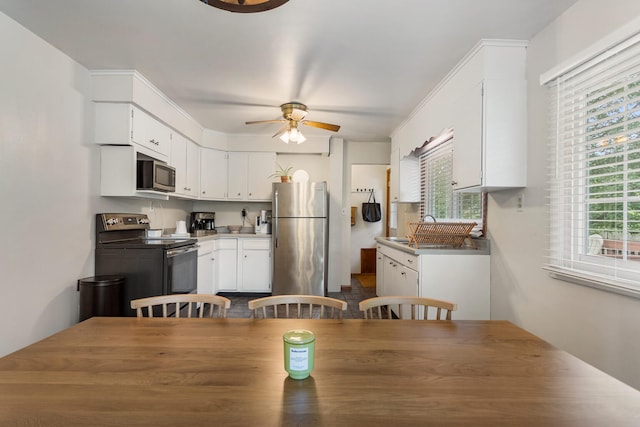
<box><xmin>1</xmin><ymin>0</ymin><xmax>577</xmax><ymax>142</ymax></box>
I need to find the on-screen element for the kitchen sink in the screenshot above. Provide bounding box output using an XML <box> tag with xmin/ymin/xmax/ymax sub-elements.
<box><xmin>386</xmin><ymin>237</ymin><xmax>410</xmax><ymax>243</ymax></box>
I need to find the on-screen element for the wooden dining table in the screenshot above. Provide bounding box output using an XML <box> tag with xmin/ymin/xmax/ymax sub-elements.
<box><xmin>1</xmin><ymin>317</ymin><xmax>639</xmax><ymax>426</ymax></box>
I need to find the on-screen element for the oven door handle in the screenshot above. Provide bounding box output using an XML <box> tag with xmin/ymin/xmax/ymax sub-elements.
<box><xmin>166</xmin><ymin>245</ymin><xmax>199</xmax><ymax>257</ymax></box>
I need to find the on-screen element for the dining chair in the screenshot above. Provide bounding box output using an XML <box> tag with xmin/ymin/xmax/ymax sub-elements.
<box><xmin>130</xmin><ymin>294</ymin><xmax>231</xmax><ymax>318</ymax></box>
<box><xmin>359</xmin><ymin>296</ymin><xmax>457</xmax><ymax>320</ymax></box>
<box><xmin>248</xmin><ymin>295</ymin><xmax>347</xmax><ymax>319</ymax></box>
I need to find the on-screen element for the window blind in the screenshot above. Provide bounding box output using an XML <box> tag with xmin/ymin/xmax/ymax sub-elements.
<box><xmin>419</xmin><ymin>141</ymin><xmax>483</xmax><ymax>223</ymax></box>
<box><xmin>546</xmin><ymin>32</ymin><xmax>640</xmax><ymax>297</ymax></box>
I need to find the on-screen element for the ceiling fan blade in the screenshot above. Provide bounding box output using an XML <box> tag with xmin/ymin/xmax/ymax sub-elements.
<box><xmin>245</xmin><ymin>119</ymin><xmax>286</xmax><ymax>125</ymax></box>
<box><xmin>301</xmin><ymin>120</ymin><xmax>341</xmax><ymax>132</ymax></box>
<box><xmin>289</xmin><ymin>108</ymin><xmax>308</xmax><ymax>121</ymax></box>
<box><xmin>272</xmin><ymin>125</ymin><xmax>288</xmax><ymax>139</ymax></box>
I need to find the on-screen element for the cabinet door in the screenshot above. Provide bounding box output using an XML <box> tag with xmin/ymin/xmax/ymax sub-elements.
<box><xmin>171</xmin><ymin>133</ymin><xmax>188</xmax><ymax>196</ymax></box>
<box><xmin>382</xmin><ymin>255</ymin><xmax>398</xmax><ymax>296</ymax></box>
<box><xmin>399</xmin><ymin>156</ymin><xmax>420</xmax><ymax>202</ymax></box>
<box><xmin>132</xmin><ymin>107</ymin><xmax>171</xmax><ymax>159</ymax></box>
<box><xmin>227</xmin><ymin>152</ymin><xmax>248</xmax><ymax>200</ymax></box>
<box><xmin>197</xmin><ymin>242</ymin><xmax>215</xmax><ymax>294</ymax></box>
<box><xmin>247</xmin><ymin>152</ymin><xmax>276</xmax><ymax>200</ymax></box>
<box><xmin>394</xmin><ymin>264</ymin><xmax>419</xmax><ymax>319</ymax></box>
<box><xmin>376</xmin><ymin>249</ymin><xmax>385</xmax><ymax>296</ymax></box>
<box><xmin>389</xmin><ymin>148</ymin><xmax>400</xmax><ymax>203</ymax></box>
<box><xmin>185</xmin><ymin>139</ymin><xmax>200</xmax><ymax>197</ymax></box>
<box><xmin>452</xmin><ymin>81</ymin><xmax>484</xmax><ymax>190</ymax></box>
<box><xmin>200</xmin><ymin>148</ymin><xmax>228</xmax><ymax>199</ymax></box>
<box><xmin>171</xmin><ymin>134</ymin><xmax>199</xmax><ymax>198</ymax></box>
<box><xmin>215</xmin><ymin>239</ymin><xmax>238</xmax><ymax>291</ymax></box>
<box><xmin>239</xmin><ymin>240</ymin><xmax>271</xmax><ymax>292</ymax></box>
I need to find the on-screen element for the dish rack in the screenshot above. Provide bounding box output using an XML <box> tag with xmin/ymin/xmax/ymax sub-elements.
<box><xmin>406</xmin><ymin>222</ymin><xmax>476</xmax><ymax>248</ymax></box>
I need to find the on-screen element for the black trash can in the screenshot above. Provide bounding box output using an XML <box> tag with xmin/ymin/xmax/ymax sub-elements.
<box><xmin>77</xmin><ymin>275</ymin><xmax>124</xmax><ymax>322</ymax></box>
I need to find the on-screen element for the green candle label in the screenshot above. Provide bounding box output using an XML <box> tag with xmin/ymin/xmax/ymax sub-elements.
<box><xmin>289</xmin><ymin>347</ymin><xmax>309</xmax><ymax>371</ymax></box>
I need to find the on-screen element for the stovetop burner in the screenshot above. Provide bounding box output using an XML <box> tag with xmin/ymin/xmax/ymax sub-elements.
<box><xmin>96</xmin><ymin>213</ymin><xmax>196</xmax><ymax>249</ymax></box>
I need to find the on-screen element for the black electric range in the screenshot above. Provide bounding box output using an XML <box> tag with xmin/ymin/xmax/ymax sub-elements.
<box><xmin>95</xmin><ymin>213</ymin><xmax>198</xmax><ymax>316</ymax></box>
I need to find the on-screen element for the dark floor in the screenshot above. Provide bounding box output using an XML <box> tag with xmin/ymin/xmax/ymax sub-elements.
<box><xmin>221</xmin><ymin>275</ymin><xmax>377</xmax><ymax>319</ymax></box>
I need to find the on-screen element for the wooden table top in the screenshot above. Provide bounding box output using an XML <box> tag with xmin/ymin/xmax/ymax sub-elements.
<box><xmin>1</xmin><ymin>318</ymin><xmax>639</xmax><ymax>426</ymax></box>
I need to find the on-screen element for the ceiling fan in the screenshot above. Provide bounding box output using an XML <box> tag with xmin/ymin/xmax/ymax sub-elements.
<box><xmin>245</xmin><ymin>102</ymin><xmax>341</xmax><ymax>144</ymax></box>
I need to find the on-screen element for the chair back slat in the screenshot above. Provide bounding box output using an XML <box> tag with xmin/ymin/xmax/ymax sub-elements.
<box><xmin>131</xmin><ymin>294</ymin><xmax>231</xmax><ymax>318</ymax></box>
<box><xmin>248</xmin><ymin>295</ymin><xmax>347</xmax><ymax>319</ymax></box>
<box><xmin>359</xmin><ymin>296</ymin><xmax>457</xmax><ymax>320</ymax></box>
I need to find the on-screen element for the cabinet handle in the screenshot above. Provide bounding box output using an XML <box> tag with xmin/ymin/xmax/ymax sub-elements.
<box><xmin>406</xmin><ymin>259</ymin><xmax>413</xmax><ymax>264</ymax></box>
<box><xmin>401</xmin><ymin>272</ymin><xmax>406</xmax><ymax>276</ymax></box>
<box><xmin>451</xmin><ymin>180</ymin><xmax>458</xmax><ymax>186</ymax></box>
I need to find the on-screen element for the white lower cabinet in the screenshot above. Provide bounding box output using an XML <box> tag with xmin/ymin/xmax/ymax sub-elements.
<box><xmin>214</xmin><ymin>237</ymin><xmax>271</xmax><ymax>293</ymax></box>
<box><xmin>376</xmin><ymin>251</ymin><xmax>385</xmax><ymax>296</ymax></box>
<box><xmin>215</xmin><ymin>239</ymin><xmax>238</xmax><ymax>292</ymax></box>
<box><xmin>376</xmin><ymin>242</ymin><xmax>490</xmax><ymax>320</ymax></box>
<box><xmin>378</xmin><ymin>248</ymin><xmax>420</xmax><ymax>319</ymax></box>
<box><xmin>197</xmin><ymin>241</ymin><xmax>215</xmax><ymax>294</ymax></box>
<box><xmin>238</xmin><ymin>239</ymin><xmax>271</xmax><ymax>292</ymax></box>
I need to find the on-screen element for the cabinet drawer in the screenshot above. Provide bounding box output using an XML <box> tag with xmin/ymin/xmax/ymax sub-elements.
<box><xmin>197</xmin><ymin>241</ymin><xmax>214</xmax><ymax>255</ymax></box>
<box><xmin>216</xmin><ymin>238</ymin><xmax>238</xmax><ymax>250</ymax></box>
<box><xmin>241</xmin><ymin>239</ymin><xmax>271</xmax><ymax>250</ymax></box>
<box><xmin>377</xmin><ymin>244</ymin><xmax>418</xmax><ymax>271</ymax></box>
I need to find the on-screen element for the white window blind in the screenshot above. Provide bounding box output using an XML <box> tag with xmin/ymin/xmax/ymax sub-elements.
<box><xmin>546</xmin><ymin>33</ymin><xmax>640</xmax><ymax>297</ymax></box>
<box><xmin>420</xmin><ymin>141</ymin><xmax>483</xmax><ymax>223</ymax></box>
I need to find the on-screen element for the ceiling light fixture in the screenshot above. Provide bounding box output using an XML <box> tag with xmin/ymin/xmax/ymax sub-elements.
<box><xmin>279</xmin><ymin>123</ymin><xmax>306</xmax><ymax>144</ymax></box>
<box><xmin>199</xmin><ymin>0</ymin><xmax>290</xmax><ymax>13</ymax></box>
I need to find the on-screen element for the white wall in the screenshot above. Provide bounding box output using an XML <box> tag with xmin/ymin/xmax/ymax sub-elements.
<box><xmin>490</xmin><ymin>0</ymin><xmax>640</xmax><ymax>389</ymax></box>
<box><xmin>0</xmin><ymin>12</ymin><xmax>192</xmax><ymax>357</ymax></box>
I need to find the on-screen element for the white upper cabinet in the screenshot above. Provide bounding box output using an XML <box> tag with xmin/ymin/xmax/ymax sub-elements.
<box><xmin>227</xmin><ymin>152</ymin><xmax>276</xmax><ymax>201</ymax></box>
<box><xmin>227</xmin><ymin>152</ymin><xmax>248</xmax><ymax>200</ymax></box>
<box><xmin>95</xmin><ymin>103</ymin><xmax>171</xmax><ymax>162</ymax></box>
<box><xmin>200</xmin><ymin>148</ymin><xmax>228</xmax><ymax>200</ymax></box>
<box><xmin>171</xmin><ymin>133</ymin><xmax>200</xmax><ymax>199</ymax></box>
<box><xmin>390</xmin><ymin>148</ymin><xmax>420</xmax><ymax>203</ymax></box>
<box><xmin>452</xmin><ymin>78</ymin><xmax>527</xmax><ymax>191</ymax></box>
<box><xmin>247</xmin><ymin>152</ymin><xmax>277</xmax><ymax>201</ymax></box>
<box><xmin>99</xmin><ymin>145</ymin><xmax>169</xmax><ymax>200</ymax></box>
<box><xmin>391</xmin><ymin>40</ymin><xmax>527</xmax><ymax>193</ymax></box>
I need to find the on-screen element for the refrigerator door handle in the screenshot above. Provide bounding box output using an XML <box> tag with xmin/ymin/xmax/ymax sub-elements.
<box><xmin>274</xmin><ymin>188</ymin><xmax>278</xmax><ymax>248</ymax></box>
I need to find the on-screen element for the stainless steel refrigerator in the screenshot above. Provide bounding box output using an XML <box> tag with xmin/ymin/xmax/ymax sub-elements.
<box><xmin>272</xmin><ymin>181</ymin><xmax>328</xmax><ymax>296</ymax></box>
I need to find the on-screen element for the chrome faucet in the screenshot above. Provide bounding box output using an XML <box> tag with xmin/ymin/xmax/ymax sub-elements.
<box><xmin>423</xmin><ymin>214</ymin><xmax>436</xmax><ymax>223</ymax></box>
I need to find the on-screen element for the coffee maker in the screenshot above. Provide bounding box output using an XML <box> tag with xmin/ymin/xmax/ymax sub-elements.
<box><xmin>190</xmin><ymin>212</ymin><xmax>216</xmax><ymax>236</ymax></box>
<box><xmin>255</xmin><ymin>209</ymin><xmax>272</xmax><ymax>234</ymax></box>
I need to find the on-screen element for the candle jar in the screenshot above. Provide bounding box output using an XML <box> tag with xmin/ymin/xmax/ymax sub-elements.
<box><xmin>283</xmin><ymin>330</ymin><xmax>315</xmax><ymax>380</ymax></box>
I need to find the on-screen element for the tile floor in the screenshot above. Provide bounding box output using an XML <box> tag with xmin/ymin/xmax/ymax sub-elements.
<box><xmin>220</xmin><ymin>275</ymin><xmax>377</xmax><ymax>319</ymax></box>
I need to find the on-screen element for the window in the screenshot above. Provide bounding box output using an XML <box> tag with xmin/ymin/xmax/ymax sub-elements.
<box><xmin>419</xmin><ymin>140</ymin><xmax>484</xmax><ymax>226</ymax></box>
<box><xmin>546</xmin><ymin>33</ymin><xmax>640</xmax><ymax>297</ymax></box>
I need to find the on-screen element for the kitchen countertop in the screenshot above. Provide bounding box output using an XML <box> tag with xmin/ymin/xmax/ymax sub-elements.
<box><xmin>195</xmin><ymin>233</ymin><xmax>271</xmax><ymax>242</ymax></box>
<box><xmin>376</xmin><ymin>236</ymin><xmax>490</xmax><ymax>255</ymax></box>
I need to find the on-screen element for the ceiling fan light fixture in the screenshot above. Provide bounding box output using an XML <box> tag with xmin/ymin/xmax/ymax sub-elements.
<box><xmin>279</xmin><ymin>126</ymin><xmax>305</xmax><ymax>144</ymax></box>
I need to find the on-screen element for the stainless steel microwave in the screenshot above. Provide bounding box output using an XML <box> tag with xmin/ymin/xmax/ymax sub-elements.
<box><xmin>136</xmin><ymin>159</ymin><xmax>175</xmax><ymax>192</ymax></box>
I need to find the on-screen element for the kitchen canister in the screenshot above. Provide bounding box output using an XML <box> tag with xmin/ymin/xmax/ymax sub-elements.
<box><xmin>283</xmin><ymin>330</ymin><xmax>315</xmax><ymax>380</ymax></box>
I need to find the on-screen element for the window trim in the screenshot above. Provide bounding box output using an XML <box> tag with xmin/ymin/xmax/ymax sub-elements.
<box><xmin>544</xmin><ymin>30</ymin><xmax>640</xmax><ymax>299</ymax></box>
